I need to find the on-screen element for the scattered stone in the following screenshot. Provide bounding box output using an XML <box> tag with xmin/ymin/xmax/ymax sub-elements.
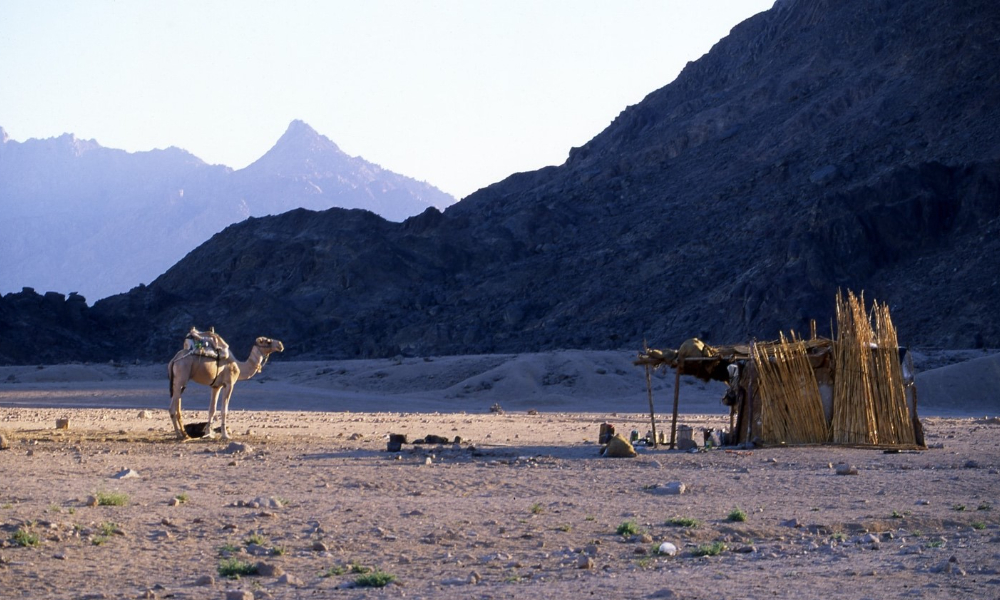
<box><xmin>55</xmin><ymin>418</ymin><xmax>70</xmax><ymax>430</ymax></box>
<box><xmin>168</xmin><ymin>497</ymin><xmax>180</xmax><ymax>507</ymax></box>
<box><xmin>195</xmin><ymin>575</ymin><xmax>215</xmax><ymax>586</ymax></box>
<box><xmin>245</xmin><ymin>543</ymin><xmax>271</xmax><ymax>557</ymax></box>
<box><xmin>733</xmin><ymin>545</ymin><xmax>757</xmax><ymax>554</ymax></box>
<box><xmin>468</xmin><ymin>571</ymin><xmax>482</xmax><ymax>584</ymax></box>
<box><xmin>916</xmin><ymin>499</ymin><xmax>931</xmax><ymax>505</ymax></box>
<box><xmin>577</xmin><ymin>555</ymin><xmax>594</xmax><ymax>569</ymax></box>
<box><xmin>113</xmin><ymin>468</ymin><xmax>140</xmax><ymax>479</ymax></box>
<box><xmin>255</xmin><ymin>562</ymin><xmax>285</xmax><ymax>577</ymax></box>
<box><xmin>835</xmin><ymin>464</ymin><xmax>859</xmax><ymax>475</ymax></box>
<box><xmin>225</xmin><ymin>591</ymin><xmax>254</xmax><ymax>600</ymax></box>
<box><xmin>657</xmin><ymin>542</ymin><xmax>678</xmax><ymax>556</ymax></box>
<box><xmin>53</xmin><ymin>552</ymin><xmax>68</xmax><ymax>560</ymax></box>
<box><xmin>137</xmin><ymin>410</ymin><xmax>153</xmax><ymax>419</ymax></box>
<box><xmin>964</xmin><ymin>460</ymin><xmax>981</xmax><ymax>469</ymax></box>
<box><xmin>222</xmin><ymin>442</ymin><xmax>252</xmax><ymax>455</ymax></box>
<box><xmin>277</xmin><ymin>573</ymin><xmax>301</xmax><ymax>586</ymax></box>
<box><xmin>85</xmin><ymin>495</ymin><xmax>99</xmax><ymax>507</ymax></box>
<box><xmin>583</xmin><ymin>544</ymin><xmax>600</xmax><ymax>556</ymax></box>
<box><xmin>348</xmin><ymin>433</ymin><xmax>363</xmax><ymax>441</ymax></box>
<box><xmin>650</xmin><ymin>481</ymin><xmax>686</xmax><ymax>495</ymax></box>
<box><xmin>312</xmin><ymin>541</ymin><xmax>329</xmax><ymax>552</ymax></box>
<box><xmin>425</xmin><ymin>456</ymin><xmax>433</xmax><ymax>465</ymax></box>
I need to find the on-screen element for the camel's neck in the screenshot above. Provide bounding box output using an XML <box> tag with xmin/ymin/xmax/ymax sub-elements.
<box><xmin>236</xmin><ymin>346</ymin><xmax>266</xmax><ymax>381</ymax></box>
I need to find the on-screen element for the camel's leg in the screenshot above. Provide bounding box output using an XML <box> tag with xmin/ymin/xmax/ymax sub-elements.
<box><xmin>203</xmin><ymin>386</ymin><xmax>224</xmax><ymax>439</ymax></box>
<box><xmin>219</xmin><ymin>385</ymin><xmax>236</xmax><ymax>440</ymax></box>
<box><xmin>169</xmin><ymin>393</ymin><xmax>188</xmax><ymax>440</ymax></box>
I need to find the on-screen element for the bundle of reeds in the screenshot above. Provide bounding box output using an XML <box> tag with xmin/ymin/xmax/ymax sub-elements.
<box><xmin>751</xmin><ymin>333</ymin><xmax>830</xmax><ymax>445</ymax></box>
<box><xmin>831</xmin><ymin>290</ymin><xmax>914</xmax><ymax>445</ymax></box>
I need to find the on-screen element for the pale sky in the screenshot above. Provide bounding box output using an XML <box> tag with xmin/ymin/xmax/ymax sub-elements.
<box><xmin>1</xmin><ymin>1</ymin><xmax>774</xmax><ymax>200</ymax></box>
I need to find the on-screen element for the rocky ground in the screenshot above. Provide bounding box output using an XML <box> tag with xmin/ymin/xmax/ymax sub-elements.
<box><xmin>1</xmin><ymin>352</ymin><xmax>998</xmax><ymax>599</ymax></box>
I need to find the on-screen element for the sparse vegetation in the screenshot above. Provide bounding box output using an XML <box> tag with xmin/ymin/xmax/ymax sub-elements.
<box><xmin>727</xmin><ymin>508</ymin><xmax>747</xmax><ymax>522</ymax></box>
<box><xmin>693</xmin><ymin>541</ymin><xmax>727</xmax><ymax>557</ymax></box>
<box><xmin>218</xmin><ymin>543</ymin><xmax>240</xmax><ymax>556</ymax></box>
<box><xmin>925</xmin><ymin>539</ymin><xmax>944</xmax><ymax>548</ymax></box>
<box><xmin>243</xmin><ymin>532</ymin><xmax>268</xmax><ymax>546</ymax></box>
<box><xmin>617</xmin><ymin>520</ymin><xmax>641</xmax><ymax>536</ymax></box>
<box><xmin>977</xmin><ymin>502</ymin><xmax>992</xmax><ymax>511</ymax></box>
<box><xmin>953</xmin><ymin>504</ymin><xmax>967</xmax><ymax>512</ymax></box>
<box><xmin>11</xmin><ymin>527</ymin><xmax>40</xmax><ymax>548</ymax></box>
<box><xmin>95</xmin><ymin>491</ymin><xmax>129</xmax><ymax>507</ymax></box>
<box><xmin>349</xmin><ymin>561</ymin><xmax>371</xmax><ymax>574</ymax></box>
<box><xmin>971</xmin><ymin>521</ymin><xmax>986</xmax><ymax>530</ymax></box>
<box><xmin>174</xmin><ymin>493</ymin><xmax>189</xmax><ymax>504</ymax></box>
<box><xmin>355</xmin><ymin>569</ymin><xmax>396</xmax><ymax>587</ymax></box>
<box><xmin>890</xmin><ymin>510</ymin><xmax>904</xmax><ymax>519</ymax></box>
<box><xmin>557</xmin><ymin>523</ymin><xmax>572</xmax><ymax>532</ymax></box>
<box><xmin>666</xmin><ymin>516</ymin><xmax>700</xmax><ymax>528</ymax></box>
<box><xmin>218</xmin><ymin>557</ymin><xmax>258</xmax><ymax>579</ymax></box>
<box><xmin>530</xmin><ymin>502</ymin><xmax>544</xmax><ymax>515</ymax></box>
<box><xmin>322</xmin><ymin>565</ymin><xmax>347</xmax><ymax>577</ymax></box>
<box><xmin>98</xmin><ymin>522</ymin><xmax>120</xmax><ymax>536</ymax></box>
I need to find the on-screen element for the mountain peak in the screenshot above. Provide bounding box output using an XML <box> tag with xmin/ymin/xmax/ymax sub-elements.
<box><xmin>0</xmin><ymin>126</ymin><xmax>8</xmax><ymax>144</ymax></box>
<box><xmin>275</xmin><ymin>119</ymin><xmax>342</xmax><ymax>154</ymax></box>
<box><xmin>241</xmin><ymin>120</ymin><xmax>350</xmax><ymax>177</ymax></box>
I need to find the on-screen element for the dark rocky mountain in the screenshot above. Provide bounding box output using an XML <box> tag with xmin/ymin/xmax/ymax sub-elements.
<box><xmin>0</xmin><ymin>121</ymin><xmax>454</xmax><ymax>301</ymax></box>
<box><xmin>2</xmin><ymin>0</ymin><xmax>999</xmax><ymax>365</ymax></box>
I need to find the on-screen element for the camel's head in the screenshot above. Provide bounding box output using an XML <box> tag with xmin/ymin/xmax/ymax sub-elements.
<box><xmin>256</xmin><ymin>337</ymin><xmax>284</xmax><ymax>355</ymax></box>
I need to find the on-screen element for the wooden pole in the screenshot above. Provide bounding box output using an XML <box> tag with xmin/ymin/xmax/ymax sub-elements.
<box><xmin>645</xmin><ymin>365</ymin><xmax>659</xmax><ymax>448</ymax></box>
<box><xmin>670</xmin><ymin>358</ymin><xmax>683</xmax><ymax>449</ymax></box>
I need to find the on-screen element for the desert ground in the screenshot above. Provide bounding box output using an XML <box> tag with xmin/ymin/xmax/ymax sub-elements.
<box><xmin>1</xmin><ymin>349</ymin><xmax>998</xmax><ymax>599</ymax></box>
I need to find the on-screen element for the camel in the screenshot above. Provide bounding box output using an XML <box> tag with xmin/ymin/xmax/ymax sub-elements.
<box><xmin>168</xmin><ymin>333</ymin><xmax>284</xmax><ymax>440</ymax></box>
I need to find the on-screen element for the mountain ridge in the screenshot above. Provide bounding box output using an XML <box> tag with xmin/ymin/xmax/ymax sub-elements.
<box><xmin>2</xmin><ymin>0</ymin><xmax>999</xmax><ymax>364</ymax></box>
<box><xmin>0</xmin><ymin>121</ymin><xmax>456</xmax><ymax>301</ymax></box>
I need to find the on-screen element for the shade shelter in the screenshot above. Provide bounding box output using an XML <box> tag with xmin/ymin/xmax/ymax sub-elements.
<box><xmin>636</xmin><ymin>291</ymin><xmax>924</xmax><ymax>449</ymax></box>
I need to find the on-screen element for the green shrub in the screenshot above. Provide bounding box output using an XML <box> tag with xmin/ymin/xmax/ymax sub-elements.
<box><xmin>218</xmin><ymin>558</ymin><xmax>258</xmax><ymax>579</ymax></box>
<box><xmin>355</xmin><ymin>570</ymin><xmax>396</xmax><ymax>587</ymax></box>
<box><xmin>666</xmin><ymin>516</ymin><xmax>699</xmax><ymax>528</ymax></box>
<box><xmin>693</xmin><ymin>541</ymin><xmax>726</xmax><ymax>556</ymax></box>
<box><xmin>11</xmin><ymin>528</ymin><xmax>39</xmax><ymax>547</ymax></box>
<box><xmin>96</xmin><ymin>491</ymin><xmax>129</xmax><ymax>507</ymax></box>
<box><xmin>727</xmin><ymin>508</ymin><xmax>747</xmax><ymax>522</ymax></box>
<box><xmin>617</xmin><ymin>520</ymin><xmax>641</xmax><ymax>536</ymax></box>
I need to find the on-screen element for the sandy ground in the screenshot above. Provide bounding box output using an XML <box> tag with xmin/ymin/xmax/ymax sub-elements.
<box><xmin>1</xmin><ymin>350</ymin><xmax>998</xmax><ymax>599</ymax></box>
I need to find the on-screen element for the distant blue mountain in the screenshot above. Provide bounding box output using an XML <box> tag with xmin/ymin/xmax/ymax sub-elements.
<box><xmin>0</xmin><ymin>121</ymin><xmax>455</xmax><ymax>301</ymax></box>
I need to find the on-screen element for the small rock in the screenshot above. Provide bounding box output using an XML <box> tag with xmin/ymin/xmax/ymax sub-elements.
<box><xmin>657</xmin><ymin>542</ymin><xmax>678</xmax><ymax>556</ymax></box>
<box><xmin>167</xmin><ymin>497</ymin><xmax>180</xmax><ymax>507</ymax></box>
<box><xmin>277</xmin><ymin>573</ymin><xmax>301</xmax><ymax>586</ymax></box>
<box><xmin>425</xmin><ymin>457</ymin><xmax>433</xmax><ymax>465</ymax></box>
<box><xmin>245</xmin><ymin>543</ymin><xmax>271</xmax><ymax>557</ymax></box>
<box><xmin>835</xmin><ymin>464</ymin><xmax>859</xmax><ymax>475</ymax></box>
<box><xmin>468</xmin><ymin>571</ymin><xmax>482</xmax><ymax>584</ymax></box>
<box><xmin>113</xmin><ymin>468</ymin><xmax>140</xmax><ymax>479</ymax></box>
<box><xmin>225</xmin><ymin>591</ymin><xmax>254</xmax><ymax>600</ymax></box>
<box><xmin>255</xmin><ymin>562</ymin><xmax>284</xmax><ymax>577</ymax></box>
<box><xmin>964</xmin><ymin>460</ymin><xmax>980</xmax><ymax>469</ymax></box>
<box><xmin>577</xmin><ymin>555</ymin><xmax>594</xmax><ymax>569</ymax></box>
<box><xmin>195</xmin><ymin>575</ymin><xmax>215</xmax><ymax>586</ymax></box>
<box><xmin>85</xmin><ymin>495</ymin><xmax>99</xmax><ymax>507</ymax></box>
<box><xmin>137</xmin><ymin>410</ymin><xmax>152</xmax><ymax>419</ymax></box>
<box><xmin>916</xmin><ymin>499</ymin><xmax>931</xmax><ymax>505</ymax></box>
<box><xmin>312</xmin><ymin>541</ymin><xmax>329</xmax><ymax>552</ymax></box>
<box><xmin>53</xmin><ymin>552</ymin><xmax>68</xmax><ymax>560</ymax></box>
<box><xmin>651</xmin><ymin>481</ymin><xmax>686</xmax><ymax>495</ymax></box>
<box><xmin>222</xmin><ymin>442</ymin><xmax>252</xmax><ymax>455</ymax></box>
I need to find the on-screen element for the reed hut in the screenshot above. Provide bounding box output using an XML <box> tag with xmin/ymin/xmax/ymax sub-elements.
<box><xmin>636</xmin><ymin>290</ymin><xmax>924</xmax><ymax>449</ymax></box>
